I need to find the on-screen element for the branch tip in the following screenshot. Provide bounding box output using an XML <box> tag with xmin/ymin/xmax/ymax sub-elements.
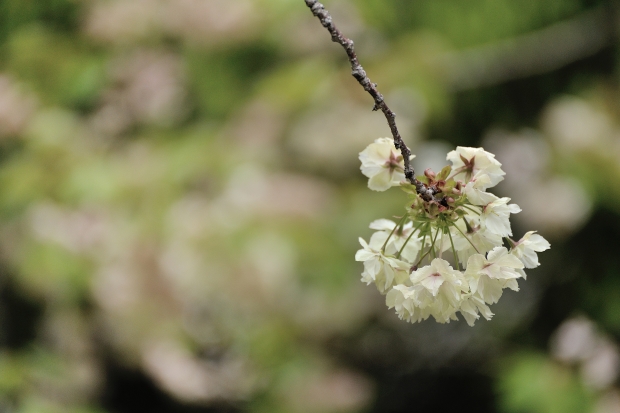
<box><xmin>303</xmin><ymin>0</ymin><xmax>441</xmax><ymax>202</ymax></box>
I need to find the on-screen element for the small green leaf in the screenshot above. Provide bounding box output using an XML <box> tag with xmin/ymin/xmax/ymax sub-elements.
<box><xmin>437</xmin><ymin>165</ymin><xmax>452</xmax><ymax>181</ymax></box>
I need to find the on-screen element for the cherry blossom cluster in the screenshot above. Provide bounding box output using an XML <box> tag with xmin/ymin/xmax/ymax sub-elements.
<box><xmin>356</xmin><ymin>138</ymin><xmax>550</xmax><ymax>326</ymax></box>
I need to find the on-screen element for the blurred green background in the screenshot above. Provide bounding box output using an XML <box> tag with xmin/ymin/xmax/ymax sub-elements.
<box><xmin>0</xmin><ymin>0</ymin><xmax>618</xmax><ymax>412</ymax></box>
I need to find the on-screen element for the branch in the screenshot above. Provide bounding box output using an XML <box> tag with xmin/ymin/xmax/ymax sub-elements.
<box><xmin>303</xmin><ymin>0</ymin><xmax>436</xmax><ymax>201</ymax></box>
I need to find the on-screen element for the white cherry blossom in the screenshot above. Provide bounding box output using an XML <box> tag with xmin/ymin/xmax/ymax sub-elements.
<box><xmin>463</xmin><ymin>174</ymin><xmax>499</xmax><ymax>206</ymax></box>
<box><xmin>511</xmin><ymin>231</ymin><xmax>551</xmax><ymax>268</ymax></box>
<box><xmin>387</xmin><ymin>282</ymin><xmax>460</xmax><ymax>324</ymax></box>
<box><xmin>481</xmin><ymin>197</ymin><xmax>521</xmax><ymax>237</ymax></box>
<box><xmin>355</xmin><ymin>237</ymin><xmax>410</xmax><ymax>294</ymax></box>
<box><xmin>451</xmin><ymin>216</ymin><xmax>502</xmax><ymax>266</ymax></box>
<box><xmin>465</xmin><ymin>247</ymin><xmax>524</xmax><ymax>304</ymax></box>
<box><xmin>447</xmin><ymin>146</ymin><xmax>505</xmax><ymax>187</ymax></box>
<box><xmin>459</xmin><ymin>293</ymin><xmax>494</xmax><ymax>326</ymax></box>
<box><xmin>357</xmin><ymin>141</ymin><xmax>549</xmax><ymax>326</ymax></box>
<box><xmin>368</xmin><ymin>219</ymin><xmax>422</xmax><ymax>262</ymax></box>
<box><xmin>359</xmin><ymin>137</ymin><xmax>413</xmax><ymax>191</ymax></box>
<box><xmin>409</xmin><ymin>258</ymin><xmax>467</xmax><ymax>321</ymax></box>
<box><xmin>386</xmin><ymin>284</ymin><xmax>432</xmax><ymax>323</ymax></box>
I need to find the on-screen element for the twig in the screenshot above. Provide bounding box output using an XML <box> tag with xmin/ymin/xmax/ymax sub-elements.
<box><xmin>303</xmin><ymin>0</ymin><xmax>436</xmax><ymax>201</ymax></box>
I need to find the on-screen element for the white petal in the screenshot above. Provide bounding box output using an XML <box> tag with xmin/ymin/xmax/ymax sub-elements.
<box><xmin>528</xmin><ymin>233</ymin><xmax>551</xmax><ymax>251</ymax></box>
<box><xmin>369</xmin><ymin>231</ymin><xmax>389</xmax><ymax>250</ymax></box>
<box><xmin>504</xmin><ymin>278</ymin><xmax>520</xmax><ymax>291</ymax></box>
<box><xmin>478</xmin><ymin>275</ymin><xmax>504</xmax><ymax>304</ymax></box>
<box><xmin>369</xmin><ymin>219</ymin><xmax>396</xmax><ymax>231</ymax></box>
<box><xmin>520</xmin><ymin>249</ymin><xmax>540</xmax><ymax>268</ymax></box>
<box><xmin>363</xmin><ymin>258</ymin><xmax>382</xmax><ymax>277</ymax></box>
<box><xmin>507</xmin><ymin>203</ymin><xmax>522</xmax><ymax>214</ymax></box>
<box><xmin>420</xmin><ymin>274</ymin><xmax>445</xmax><ymax>296</ymax></box>
<box><xmin>368</xmin><ymin>169</ymin><xmax>392</xmax><ymax>191</ymax></box>
<box><xmin>485</xmin><ymin>213</ymin><xmax>511</xmax><ymax>237</ymax></box>
<box><xmin>355</xmin><ymin>249</ymin><xmax>375</xmax><ymax>262</ymax></box>
<box><xmin>494</xmin><ymin>252</ymin><xmax>524</xmax><ymax>269</ymax></box>
<box><xmin>464</xmin><ymin>184</ymin><xmax>498</xmax><ymax>205</ymax></box>
<box><xmin>487</xmin><ymin>246</ymin><xmax>509</xmax><ymax>262</ymax></box>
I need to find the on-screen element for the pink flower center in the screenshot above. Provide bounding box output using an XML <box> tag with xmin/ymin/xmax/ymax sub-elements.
<box><xmin>386</xmin><ymin>151</ymin><xmax>403</xmax><ymax>172</ymax></box>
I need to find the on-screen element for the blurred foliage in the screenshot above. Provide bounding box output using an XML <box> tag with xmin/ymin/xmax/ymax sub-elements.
<box><xmin>498</xmin><ymin>352</ymin><xmax>593</xmax><ymax>413</ymax></box>
<box><xmin>0</xmin><ymin>0</ymin><xmax>618</xmax><ymax>412</ymax></box>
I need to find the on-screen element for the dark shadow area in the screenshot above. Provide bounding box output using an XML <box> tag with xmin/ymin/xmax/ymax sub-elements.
<box><xmin>430</xmin><ymin>45</ymin><xmax>617</xmax><ymax>148</ymax></box>
<box><xmin>0</xmin><ymin>274</ymin><xmax>44</xmax><ymax>349</ymax></box>
<box><xmin>100</xmin><ymin>361</ymin><xmax>242</xmax><ymax>413</ymax></box>
<box><xmin>369</xmin><ymin>368</ymin><xmax>496</xmax><ymax>413</ymax></box>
